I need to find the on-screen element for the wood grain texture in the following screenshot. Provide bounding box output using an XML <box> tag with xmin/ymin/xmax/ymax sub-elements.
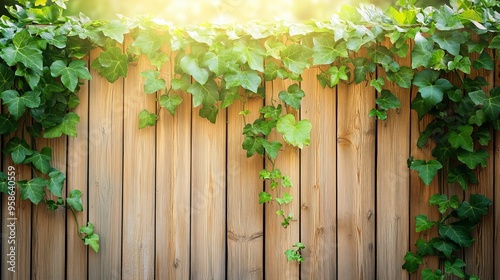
<box><xmin>300</xmin><ymin>66</ymin><xmax>337</xmax><ymax>279</ymax></box>
<box><xmin>190</xmin><ymin>107</ymin><xmax>227</xmax><ymax>279</ymax></box>
<box><xmin>264</xmin><ymin>78</ymin><xmax>300</xmax><ymax>280</ymax></box>
<box><xmin>337</xmin><ymin>55</ymin><xmax>376</xmax><ymax>280</ymax></box>
<box><xmin>122</xmin><ymin>50</ymin><xmax>156</xmax><ymax>280</ymax></box>
<box><xmin>155</xmin><ymin>54</ymin><xmax>192</xmax><ymax>279</ymax></box>
<box><xmin>463</xmin><ymin>49</ymin><xmax>495</xmax><ymax>279</ymax></box>
<box><xmin>227</xmin><ymin>96</ymin><xmax>264</xmax><ymax>279</ymax></box>
<box><xmin>31</xmin><ymin>136</ymin><xmax>66</xmax><ymax>279</ymax></box>
<box><xmin>376</xmin><ymin>40</ymin><xmax>411</xmax><ymax>280</ymax></box>
<box><xmin>88</xmin><ymin>48</ymin><xmax>124</xmax><ymax>279</ymax></box>
<box><xmin>1</xmin><ymin>134</ymin><xmax>32</xmax><ymax>280</ymax></box>
<box><xmin>66</xmin><ymin>55</ymin><xmax>89</xmax><ymax>280</ymax></box>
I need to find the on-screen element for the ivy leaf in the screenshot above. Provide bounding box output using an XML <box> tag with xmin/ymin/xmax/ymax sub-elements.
<box><xmin>411</xmin><ymin>93</ymin><xmax>435</xmax><ymax>120</ymax></box>
<box><xmin>276</xmin><ymin>193</ymin><xmax>293</xmax><ymax>205</ymax></box>
<box><xmin>352</xmin><ymin>57</ymin><xmax>376</xmax><ymax>84</ymax></box>
<box><xmin>281</xmin><ymin>43</ymin><xmax>313</xmax><ymax>74</ymax></box>
<box><xmin>44</xmin><ymin>112</ymin><xmax>80</xmax><ymax>138</ymax></box>
<box><xmin>0</xmin><ymin>172</ymin><xmax>9</xmax><ymax>194</ymax></box>
<box><xmin>483</xmin><ymin>87</ymin><xmax>500</xmax><ymax>122</ymax></box>
<box><xmin>140</xmin><ymin>70</ymin><xmax>166</xmax><ymax>94</ymax></box>
<box><xmin>431</xmin><ymin>31</ymin><xmax>468</xmax><ymax>56</ymax></box>
<box><xmin>444</xmin><ymin>259</ymin><xmax>466</xmax><ymax>279</ymax></box>
<box><xmin>370</xmin><ymin>78</ymin><xmax>384</xmax><ymax>92</ymax></box>
<box><xmin>276</xmin><ymin>114</ymin><xmax>312</xmax><ymax>149</ymax></box>
<box><xmin>0</xmin><ymin>114</ymin><xmax>18</xmax><ymax>135</ymax></box>
<box><xmin>279</xmin><ymin>84</ymin><xmax>305</xmax><ymax>110</ymax></box>
<box><xmin>457</xmin><ymin>149</ymin><xmax>488</xmax><ymax>169</ymax></box>
<box><xmin>447</xmin><ymin>55</ymin><xmax>471</xmax><ymax>74</ymax></box>
<box><xmin>4</xmin><ymin>137</ymin><xmax>33</xmax><ymax>164</ymax></box>
<box><xmin>415</xmin><ymin>214</ymin><xmax>436</xmax><ymax>232</ymax></box>
<box><xmin>1</xmin><ymin>90</ymin><xmax>41</xmax><ymax>120</ymax></box>
<box><xmin>413</xmin><ymin>70</ymin><xmax>453</xmax><ymax>105</ymax></box>
<box><xmin>412</xmin><ymin>32</ymin><xmax>434</xmax><ymax>68</ymax></box>
<box><xmin>402</xmin><ymin>251</ymin><xmax>422</xmax><ymax>274</ymax></box>
<box><xmin>456</xmin><ymin>194</ymin><xmax>492</xmax><ymax>223</ymax></box>
<box><xmin>199</xmin><ymin>104</ymin><xmax>218</xmax><ymax>123</ymax></box>
<box><xmin>421</xmin><ymin>268</ymin><xmax>444</xmax><ymax>280</ymax></box>
<box><xmin>66</xmin><ymin>189</ymin><xmax>83</xmax><ymax>212</ymax></box>
<box><xmin>447</xmin><ymin>125</ymin><xmax>474</xmax><ymax>152</ymax></box>
<box><xmin>171</xmin><ymin>74</ymin><xmax>191</xmax><ymax>91</ymax></box>
<box><xmin>258</xmin><ymin>191</ymin><xmax>272</xmax><ymax>204</ymax></box>
<box><xmin>409</xmin><ymin>158</ymin><xmax>442</xmax><ymax>186</ymax></box>
<box><xmin>47</xmin><ymin>168</ymin><xmax>66</xmax><ymax>197</ymax></box>
<box><xmin>100</xmin><ymin>20</ymin><xmax>129</xmax><ymax>44</ymax></box>
<box><xmin>242</xmin><ymin>136</ymin><xmax>264</xmax><ymax>157</ymax></box>
<box><xmin>80</xmin><ymin>222</ymin><xmax>99</xmax><ymax>253</ymax></box>
<box><xmin>429</xmin><ymin>194</ymin><xmax>460</xmax><ymax>214</ymax></box>
<box><xmin>180</xmin><ymin>54</ymin><xmax>209</xmax><ymax>85</ymax></box>
<box><xmin>472</xmin><ymin>51</ymin><xmax>494</xmax><ymax>71</ymax></box>
<box><xmin>131</xmin><ymin>29</ymin><xmax>164</xmax><ymax>59</ymax></box>
<box><xmin>447</xmin><ymin>165</ymin><xmax>477</xmax><ymax>190</ymax></box>
<box><xmin>224</xmin><ymin>70</ymin><xmax>261</xmax><ymax>93</ymax></box>
<box><xmin>50</xmin><ymin>60</ymin><xmax>92</xmax><ymax>92</ymax></box>
<box><xmin>320</xmin><ymin>65</ymin><xmax>349</xmax><ymax>87</ymax></box>
<box><xmin>376</xmin><ymin>89</ymin><xmax>401</xmax><ymax>110</ymax></box>
<box><xmin>433</xmin><ymin>240</ymin><xmax>459</xmax><ymax>258</ymax></box>
<box><xmin>439</xmin><ymin>223</ymin><xmax>474</xmax><ymax>247</ymax></box>
<box><xmin>138</xmin><ymin>109</ymin><xmax>158</xmax><ymax>129</ymax></box>
<box><xmin>187</xmin><ymin>80</ymin><xmax>219</xmax><ymax>107</ymax></box>
<box><xmin>312</xmin><ymin>36</ymin><xmax>348</xmax><ymax>65</ymax></box>
<box><xmin>0</xmin><ymin>63</ymin><xmax>15</xmax><ymax>92</ymax></box>
<box><xmin>262</xmin><ymin>140</ymin><xmax>282</xmax><ymax>160</ymax></box>
<box><xmin>24</xmin><ymin>147</ymin><xmax>52</xmax><ymax>174</ymax></box>
<box><xmin>415</xmin><ymin>238</ymin><xmax>436</xmax><ymax>256</ymax></box>
<box><xmin>0</xmin><ymin>29</ymin><xmax>43</xmax><ymax>72</ymax></box>
<box><xmin>91</xmin><ymin>46</ymin><xmax>128</xmax><ymax>83</ymax></box>
<box><xmin>18</xmin><ymin>177</ymin><xmax>47</xmax><ymax>205</ymax></box>
<box><xmin>369</xmin><ymin>109</ymin><xmax>387</xmax><ymax>120</ymax></box>
<box><xmin>159</xmin><ymin>93</ymin><xmax>183</xmax><ymax>115</ymax></box>
<box><xmin>235</xmin><ymin>40</ymin><xmax>265</xmax><ymax>72</ymax></box>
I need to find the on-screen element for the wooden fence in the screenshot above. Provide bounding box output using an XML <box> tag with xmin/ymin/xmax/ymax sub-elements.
<box><xmin>1</xmin><ymin>46</ymin><xmax>499</xmax><ymax>279</ymax></box>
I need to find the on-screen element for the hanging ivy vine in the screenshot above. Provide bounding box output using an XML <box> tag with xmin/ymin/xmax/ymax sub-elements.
<box><xmin>0</xmin><ymin>0</ymin><xmax>499</xmax><ymax>278</ymax></box>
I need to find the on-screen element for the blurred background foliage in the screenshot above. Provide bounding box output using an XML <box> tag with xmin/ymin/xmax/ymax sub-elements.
<box><xmin>2</xmin><ymin>0</ymin><xmax>447</xmax><ymax>24</ymax></box>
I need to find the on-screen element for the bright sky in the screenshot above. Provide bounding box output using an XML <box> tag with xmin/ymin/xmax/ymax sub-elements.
<box><xmin>66</xmin><ymin>0</ymin><xmax>380</xmax><ymax>24</ymax></box>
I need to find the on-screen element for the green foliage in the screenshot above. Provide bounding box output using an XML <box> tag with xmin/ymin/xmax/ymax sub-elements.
<box><xmin>2</xmin><ymin>0</ymin><xmax>499</xmax><ymax>270</ymax></box>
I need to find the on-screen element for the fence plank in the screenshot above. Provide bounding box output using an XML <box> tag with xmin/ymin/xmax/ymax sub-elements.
<box><xmin>463</xmin><ymin>50</ymin><xmax>495</xmax><ymax>279</ymax></box>
<box><xmin>190</xmin><ymin>107</ymin><xmax>227</xmax><ymax>279</ymax></box>
<box><xmin>494</xmin><ymin>51</ymin><xmax>500</xmax><ymax>279</ymax></box>
<box><xmin>155</xmin><ymin>55</ymin><xmax>192</xmax><ymax>279</ymax></box>
<box><xmin>31</xmin><ymin>136</ymin><xmax>66</xmax><ymax>279</ymax></box>
<box><xmin>409</xmin><ymin>93</ymin><xmax>441</xmax><ymax>279</ymax></box>
<box><xmin>227</xmin><ymin>96</ymin><xmax>264</xmax><ymax>279</ymax></box>
<box><xmin>66</xmin><ymin>55</ymin><xmax>89</xmax><ymax>280</ymax></box>
<box><xmin>122</xmin><ymin>52</ymin><xmax>157</xmax><ymax>280</ymax></box>
<box><xmin>376</xmin><ymin>41</ymin><xmax>411</xmax><ymax>280</ymax></box>
<box><xmin>1</xmin><ymin>136</ymin><xmax>32</xmax><ymax>280</ymax></box>
<box><xmin>300</xmin><ymin>66</ymin><xmax>337</xmax><ymax>279</ymax></box>
<box><xmin>264</xmin><ymin>78</ymin><xmax>300</xmax><ymax>280</ymax></box>
<box><xmin>88</xmin><ymin>48</ymin><xmax>124</xmax><ymax>279</ymax></box>
<box><xmin>337</xmin><ymin>56</ymin><xmax>376</xmax><ymax>280</ymax></box>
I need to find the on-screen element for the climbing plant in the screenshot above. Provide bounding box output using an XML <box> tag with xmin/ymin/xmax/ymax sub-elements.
<box><xmin>0</xmin><ymin>0</ymin><xmax>499</xmax><ymax>278</ymax></box>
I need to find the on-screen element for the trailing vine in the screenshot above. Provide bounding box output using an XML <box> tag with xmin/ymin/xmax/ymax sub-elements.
<box><xmin>0</xmin><ymin>0</ymin><xmax>499</xmax><ymax>278</ymax></box>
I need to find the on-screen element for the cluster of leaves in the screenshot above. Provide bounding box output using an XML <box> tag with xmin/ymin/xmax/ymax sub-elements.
<box><xmin>1</xmin><ymin>0</ymin><xmax>500</xmax><ymax>272</ymax></box>
<box><xmin>403</xmin><ymin>193</ymin><xmax>491</xmax><ymax>279</ymax></box>
<box><xmin>0</xmin><ymin>0</ymin><xmax>98</xmax><ymax>252</ymax></box>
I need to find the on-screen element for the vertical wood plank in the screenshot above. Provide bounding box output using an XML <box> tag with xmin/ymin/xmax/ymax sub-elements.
<box><xmin>493</xmin><ymin>50</ymin><xmax>500</xmax><ymax>280</ymax></box>
<box><xmin>155</xmin><ymin>55</ymin><xmax>192</xmax><ymax>279</ymax></box>
<box><xmin>409</xmin><ymin>91</ymin><xmax>440</xmax><ymax>279</ymax></box>
<box><xmin>227</xmin><ymin>95</ymin><xmax>264</xmax><ymax>279</ymax></box>
<box><xmin>66</xmin><ymin>55</ymin><xmax>89</xmax><ymax>280</ymax></box>
<box><xmin>31</xmin><ymin>136</ymin><xmax>66</xmax><ymax>279</ymax></box>
<box><xmin>264</xmin><ymin>78</ymin><xmax>300</xmax><ymax>280</ymax></box>
<box><xmin>376</xmin><ymin>41</ymin><xmax>411</xmax><ymax>280</ymax></box>
<box><xmin>463</xmin><ymin>49</ymin><xmax>495</xmax><ymax>279</ymax></box>
<box><xmin>190</xmin><ymin>107</ymin><xmax>227</xmax><ymax>279</ymax></box>
<box><xmin>122</xmin><ymin>50</ymin><xmax>156</xmax><ymax>279</ymax></box>
<box><xmin>88</xmin><ymin>48</ymin><xmax>124</xmax><ymax>279</ymax></box>
<box><xmin>1</xmin><ymin>136</ymin><xmax>32</xmax><ymax>280</ymax></box>
<box><xmin>299</xmin><ymin>66</ymin><xmax>337</xmax><ymax>279</ymax></box>
<box><xmin>337</xmin><ymin>52</ymin><xmax>376</xmax><ymax>280</ymax></box>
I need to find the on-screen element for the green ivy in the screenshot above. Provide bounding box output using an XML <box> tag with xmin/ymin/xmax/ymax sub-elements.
<box><xmin>1</xmin><ymin>0</ymin><xmax>499</xmax><ymax>276</ymax></box>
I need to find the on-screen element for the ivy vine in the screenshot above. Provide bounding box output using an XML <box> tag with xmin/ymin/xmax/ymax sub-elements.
<box><xmin>0</xmin><ymin>0</ymin><xmax>499</xmax><ymax>278</ymax></box>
